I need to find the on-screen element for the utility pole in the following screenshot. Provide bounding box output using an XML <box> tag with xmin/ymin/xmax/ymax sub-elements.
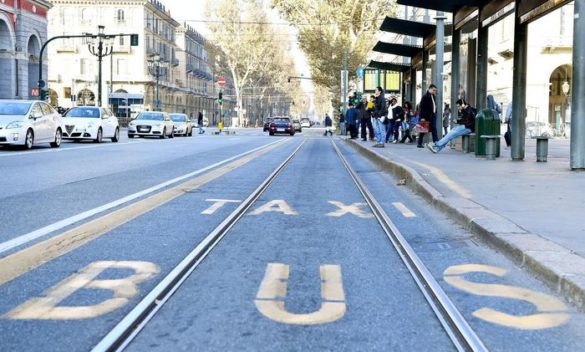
<box><xmin>88</xmin><ymin>26</ymin><xmax>114</xmax><ymax>107</ymax></box>
<box><xmin>434</xmin><ymin>11</ymin><xmax>446</xmax><ymax>139</ymax></box>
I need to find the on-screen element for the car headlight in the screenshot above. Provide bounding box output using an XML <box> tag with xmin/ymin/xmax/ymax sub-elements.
<box><xmin>129</xmin><ymin>122</ymin><xmax>135</xmax><ymax>127</ymax></box>
<box><xmin>6</xmin><ymin>121</ymin><xmax>23</xmax><ymax>129</ymax></box>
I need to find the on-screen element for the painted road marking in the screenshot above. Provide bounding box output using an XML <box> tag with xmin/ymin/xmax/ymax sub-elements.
<box><xmin>201</xmin><ymin>199</ymin><xmax>242</xmax><ymax>215</ymax></box>
<box><xmin>0</xmin><ymin>140</ymin><xmax>287</xmax><ymax>287</ymax></box>
<box><xmin>249</xmin><ymin>200</ymin><xmax>299</xmax><ymax>216</ymax></box>
<box><xmin>397</xmin><ymin>157</ymin><xmax>472</xmax><ymax>199</ymax></box>
<box><xmin>255</xmin><ymin>263</ymin><xmax>346</xmax><ymax>325</ymax></box>
<box><xmin>326</xmin><ymin>201</ymin><xmax>373</xmax><ymax>219</ymax></box>
<box><xmin>4</xmin><ymin>261</ymin><xmax>158</xmax><ymax>320</ymax></box>
<box><xmin>0</xmin><ymin>139</ymin><xmax>287</xmax><ymax>256</ymax></box>
<box><xmin>392</xmin><ymin>202</ymin><xmax>416</xmax><ymax>218</ymax></box>
<box><xmin>0</xmin><ymin>140</ymin><xmax>147</xmax><ymax>158</ymax></box>
<box><xmin>443</xmin><ymin>264</ymin><xmax>570</xmax><ymax>330</ymax></box>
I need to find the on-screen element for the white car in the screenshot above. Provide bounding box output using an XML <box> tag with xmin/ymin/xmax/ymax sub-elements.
<box><xmin>170</xmin><ymin>113</ymin><xmax>192</xmax><ymax>136</ymax></box>
<box><xmin>128</xmin><ymin>111</ymin><xmax>175</xmax><ymax>139</ymax></box>
<box><xmin>62</xmin><ymin>106</ymin><xmax>120</xmax><ymax>143</ymax></box>
<box><xmin>0</xmin><ymin>100</ymin><xmax>62</xmax><ymax>149</ymax></box>
<box><xmin>300</xmin><ymin>118</ymin><xmax>311</xmax><ymax>128</ymax></box>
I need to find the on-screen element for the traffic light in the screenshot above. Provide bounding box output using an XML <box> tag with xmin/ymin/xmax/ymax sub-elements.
<box><xmin>218</xmin><ymin>91</ymin><xmax>223</xmax><ymax>105</ymax></box>
<box><xmin>130</xmin><ymin>34</ymin><xmax>139</xmax><ymax>46</ymax></box>
<box><xmin>40</xmin><ymin>88</ymin><xmax>49</xmax><ymax>101</ymax></box>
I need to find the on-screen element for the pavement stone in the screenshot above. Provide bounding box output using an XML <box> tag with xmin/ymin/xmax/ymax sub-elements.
<box><xmin>346</xmin><ymin>137</ymin><xmax>585</xmax><ymax>311</ymax></box>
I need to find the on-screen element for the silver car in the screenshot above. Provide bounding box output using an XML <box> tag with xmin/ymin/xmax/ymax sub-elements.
<box><xmin>170</xmin><ymin>113</ymin><xmax>192</xmax><ymax>137</ymax></box>
<box><xmin>128</xmin><ymin>112</ymin><xmax>175</xmax><ymax>139</ymax></box>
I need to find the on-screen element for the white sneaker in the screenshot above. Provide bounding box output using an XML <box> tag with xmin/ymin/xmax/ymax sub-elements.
<box><xmin>426</xmin><ymin>143</ymin><xmax>438</xmax><ymax>153</ymax></box>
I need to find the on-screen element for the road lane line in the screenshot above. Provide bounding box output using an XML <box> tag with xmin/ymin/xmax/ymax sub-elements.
<box><xmin>392</xmin><ymin>202</ymin><xmax>417</xmax><ymax>218</ymax></box>
<box><xmin>0</xmin><ymin>139</ymin><xmax>287</xmax><ymax>256</ymax></box>
<box><xmin>0</xmin><ymin>140</ymin><xmax>147</xmax><ymax>157</ymax></box>
<box><xmin>0</xmin><ymin>139</ymin><xmax>288</xmax><ymax>287</ymax></box>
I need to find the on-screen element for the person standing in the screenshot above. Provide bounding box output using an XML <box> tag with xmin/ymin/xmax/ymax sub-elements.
<box><xmin>198</xmin><ymin>111</ymin><xmax>205</xmax><ymax>134</ymax></box>
<box><xmin>504</xmin><ymin>100</ymin><xmax>513</xmax><ymax>147</ymax></box>
<box><xmin>372</xmin><ymin>86</ymin><xmax>387</xmax><ymax>148</ymax></box>
<box><xmin>357</xmin><ymin>97</ymin><xmax>373</xmax><ymax>141</ymax></box>
<box><xmin>346</xmin><ymin>102</ymin><xmax>358</xmax><ymax>139</ymax></box>
<box><xmin>339</xmin><ymin>110</ymin><xmax>346</xmax><ymax>136</ymax></box>
<box><xmin>324</xmin><ymin>114</ymin><xmax>333</xmax><ymax>136</ymax></box>
<box><xmin>442</xmin><ymin>103</ymin><xmax>451</xmax><ymax>135</ymax></box>
<box><xmin>390</xmin><ymin>97</ymin><xmax>404</xmax><ymax>143</ymax></box>
<box><xmin>417</xmin><ymin>84</ymin><xmax>438</xmax><ymax>148</ymax></box>
<box><xmin>487</xmin><ymin>95</ymin><xmax>502</xmax><ymax>121</ymax></box>
<box><xmin>400</xmin><ymin>101</ymin><xmax>415</xmax><ymax>144</ymax></box>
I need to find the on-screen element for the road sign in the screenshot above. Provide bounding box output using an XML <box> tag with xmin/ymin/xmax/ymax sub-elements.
<box><xmin>31</xmin><ymin>87</ymin><xmax>40</xmax><ymax>97</ymax></box>
<box><xmin>218</xmin><ymin>76</ymin><xmax>225</xmax><ymax>88</ymax></box>
<box><xmin>357</xmin><ymin>67</ymin><xmax>364</xmax><ymax>79</ymax></box>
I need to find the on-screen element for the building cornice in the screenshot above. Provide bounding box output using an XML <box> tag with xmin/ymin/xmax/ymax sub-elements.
<box><xmin>32</xmin><ymin>0</ymin><xmax>53</xmax><ymax>10</ymax></box>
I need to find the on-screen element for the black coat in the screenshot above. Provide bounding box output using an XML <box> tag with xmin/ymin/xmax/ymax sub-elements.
<box><xmin>419</xmin><ymin>92</ymin><xmax>436</xmax><ymax>121</ymax></box>
<box><xmin>197</xmin><ymin>112</ymin><xmax>203</xmax><ymax>124</ymax></box>
<box><xmin>391</xmin><ymin>105</ymin><xmax>404</xmax><ymax>121</ymax></box>
<box><xmin>373</xmin><ymin>93</ymin><xmax>387</xmax><ymax>118</ymax></box>
<box><xmin>457</xmin><ymin>106</ymin><xmax>477</xmax><ymax>132</ymax></box>
<box><xmin>324</xmin><ymin>116</ymin><xmax>332</xmax><ymax>127</ymax></box>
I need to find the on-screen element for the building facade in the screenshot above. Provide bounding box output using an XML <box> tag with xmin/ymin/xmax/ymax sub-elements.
<box><xmin>0</xmin><ymin>0</ymin><xmax>51</xmax><ymax>100</ymax></box>
<box><xmin>46</xmin><ymin>0</ymin><xmax>218</xmax><ymax>121</ymax></box>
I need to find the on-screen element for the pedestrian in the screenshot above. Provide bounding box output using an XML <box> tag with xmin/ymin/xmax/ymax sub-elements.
<box><xmin>487</xmin><ymin>95</ymin><xmax>502</xmax><ymax>121</ymax></box>
<box><xmin>504</xmin><ymin>100</ymin><xmax>513</xmax><ymax>147</ymax></box>
<box><xmin>198</xmin><ymin>111</ymin><xmax>205</xmax><ymax>134</ymax></box>
<box><xmin>426</xmin><ymin>99</ymin><xmax>477</xmax><ymax>153</ymax></box>
<box><xmin>324</xmin><ymin>114</ymin><xmax>333</xmax><ymax>136</ymax></box>
<box><xmin>346</xmin><ymin>101</ymin><xmax>358</xmax><ymax>139</ymax></box>
<box><xmin>443</xmin><ymin>103</ymin><xmax>451</xmax><ymax>135</ymax></box>
<box><xmin>339</xmin><ymin>109</ymin><xmax>346</xmax><ymax>136</ymax></box>
<box><xmin>390</xmin><ymin>97</ymin><xmax>404</xmax><ymax>143</ymax></box>
<box><xmin>218</xmin><ymin>120</ymin><xmax>223</xmax><ymax>134</ymax></box>
<box><xmin>371</xmin><ymin>86</ymin><xmax>388</xmax><ymax>148</ymax></box>
<box><xmin>417</xmin><ymin>84</ymin><xmax>439</xmax><ymax>148</ymax></box>
<box><xmin>400</xmin><ymin>101</ymin><xmax>415</xmax><ymax>144</ymax></box>
<box><xmin>358</xmin><ymin>96</ymin><xmax>374</xmax><ymax>141</ymax></box>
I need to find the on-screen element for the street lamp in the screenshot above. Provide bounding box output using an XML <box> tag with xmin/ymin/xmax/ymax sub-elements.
<box><xmin>87</xmin><ymin>25</ymin><xmax>114</xmax><ymax>107</ymax></box>
<box><xmin>147</xmin><ymin>54</ymin><xmax>166</xmax><ymax>111</ymax></box>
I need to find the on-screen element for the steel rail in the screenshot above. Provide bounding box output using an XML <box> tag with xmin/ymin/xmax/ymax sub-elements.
<box><xmin>92</xmin><ymin>139</ymin><xmax>307</xmax><ymax>352</ymax></box>
<box><xmin>330</xmin><ymin>140</ymin><xmax>488</xmax><ymax>352</ymax></box>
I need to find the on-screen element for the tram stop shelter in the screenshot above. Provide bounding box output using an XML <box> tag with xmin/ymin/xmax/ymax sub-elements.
<box><xmin>369</xmin><ymin>0</ymin><xmax>584</xmax><ymax>170</ymax></box>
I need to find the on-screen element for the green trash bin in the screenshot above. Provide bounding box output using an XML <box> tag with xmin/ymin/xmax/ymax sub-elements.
<box><xmin>475</xmin><ymin>108</ymin><xmax>501</xmax><ymax>157</ymax></box>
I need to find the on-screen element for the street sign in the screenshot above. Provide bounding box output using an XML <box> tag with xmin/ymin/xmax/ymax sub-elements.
<box><xmin>357</xmin><ymin>67</ymin><xmax>364</xmax><ymax>79</ymax></box>
<box><xmin>218</xmin><ymin>76</ymin><xmax>225</xmax><ymax>88</ymax></box>
<box><xmin>31</xmin><ymin>87</ymin><xmax>40</xmax><ymax>97</ymax></box>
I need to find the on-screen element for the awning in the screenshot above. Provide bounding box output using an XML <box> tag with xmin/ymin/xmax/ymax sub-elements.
<box><xmin>368</xmin><ymin>61</ymin><xmax>412</xmax><ymax>73</ymax></box>
<box><xmin>373</xmin><ymin>42</ymin><xmax>422</xmax><ymax>58</ymax></box>
<box><xmin>108</xmin><ymin>93</ymin><xmax>144</xmax><ymax>105</ymax></box>
<box><xmin>396</xmin><ymin>0</ymin><xmax>486</xmax><ymax>13</ymax></box>
<box><xmin>379</xmin><ymin>17</ymin><xmax>437</xmax><ymax>38</ymax></box>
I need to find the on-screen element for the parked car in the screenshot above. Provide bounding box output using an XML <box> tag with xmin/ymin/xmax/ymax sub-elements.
<box><xmin>269</xmin><ymin>117</ymin><xmax>295</xmax><ymax>136</ymax></box>
<box><xmin>301</xmin><ymin>118</ymin><xmax>311</xmax><ymax>128</ymax></box>
<box><xmin>62</xmin><ymin>106</ymin><xmax>120</xmax><ymax>143</ymax></box>
<box><xmin>170</xmin><ymin>113</ymin><xmax>192</xmax><ymax>136</ymax></box>
<box><xmin>292</xmin><ymin>119</ymin><xmax>302</xmax><ymax>132</ymax></box>
<box><xmin>263</xmin><ymin>118</ymin><xmax>273</xmax><ymax>132</ymax></box>
<box><xmin>128</xmin><ymin>112</ymin><xmax>174</xmax><ymax>139</ymax></box>
<box><xmin>0</xmin><ymin>100</ymin><xmax>62</xmax><ymax>149</ymax></box>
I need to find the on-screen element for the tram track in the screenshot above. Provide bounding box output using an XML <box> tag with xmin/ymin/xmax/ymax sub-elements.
<box><xmin>92</xmin><ymin>137</ymin><xmax>487</xmax><ymax>352</ymax></box>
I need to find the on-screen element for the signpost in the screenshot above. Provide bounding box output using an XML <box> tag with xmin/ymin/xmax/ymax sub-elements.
<box><xmin>30</xmin><ymin>88</ymin><xmax>40</xmax><ymax>97</ymax></box>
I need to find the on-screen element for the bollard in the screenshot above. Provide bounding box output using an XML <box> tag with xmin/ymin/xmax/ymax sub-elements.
<box><xmin>534</xmin><ymin>136</ymin><xmax>549</xmax><ymax>162</ymax></box>
<box><xmin>462</xmin><ymin>134</ymin><xmax>470</xmax><ymax>153</ymax></box>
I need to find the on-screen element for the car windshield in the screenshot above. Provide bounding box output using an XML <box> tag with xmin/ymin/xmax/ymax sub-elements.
<box><xmin>65</xmin><ymin>107</ymin><xmax>100</xmax><ymax>118</ymax></box>
<box><xmin>301</xmin><ymin>119</ymin><xmax>310</xmax><ymax>122</ymax></box>
<box><xmin>136</xmin><ymin>113</ymin><xmax>164</xmax><ymax>121</ymax></box>
<box><xmin>170</xmin><ymin>115</ymin><xmax>186</xmax><ymax>122</ymax></box>
<box><xmin>0</xmin><ymin>102</ymin><xmax>32</xmax><ymax>116</ymax></box>
<box><xmin>274</xmin><ymin>118</ymin><xmax>290</xmax><ymax>123</ymax></box>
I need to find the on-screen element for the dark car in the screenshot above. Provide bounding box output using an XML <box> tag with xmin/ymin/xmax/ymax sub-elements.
<box><xmin>263</xmin><ymin>118</ymin><xmax>273</xmax><ymax>132</ymax></box>
<box><xmin>269</xmin><ymin>117</ymin><xmax>295</xmax><ymax>136</ymax></box>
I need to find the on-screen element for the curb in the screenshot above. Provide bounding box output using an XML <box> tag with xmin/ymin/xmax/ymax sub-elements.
<box><xmin>346</xmin><ymin>139</ymin><xmax>585</xmax><ymax>310</ymax></box>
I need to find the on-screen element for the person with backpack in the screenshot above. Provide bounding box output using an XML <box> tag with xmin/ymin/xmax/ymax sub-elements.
<box><xmin>371</xmin><ymin>86</ymin><xmax>387</xmax><ymax>148</ymax></box>
<box><xmin>426</xmin><ymin>99</ymin><xmax>476</xmax><ymax>154</ymax></box>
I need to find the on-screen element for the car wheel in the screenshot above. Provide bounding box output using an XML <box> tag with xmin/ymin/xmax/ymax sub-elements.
<box><xmin>161</xmin><ymin>128</ymin><xmax>167</xmax><ymax>139</ymax></box>
<box><xmin>23</xmin><ymin>129</ymin><xmax>34</xmax><ymax>150</ymax></box>
<box><xmin>170</xmin><ymin>130</ymin><xmax>175</xmax><ymax>139</ymax></box>
<box><xmin>111</xmin><ymin>128</ymin><xmax>120</xmax><ymax>142</ymax></box>
<box><xmin>95</xmin><ymin>128</ymin><xmax>103</xmax><ymax>143</ymax></box>
<box><xmin>50</xmin><ymin>128</ymin><xmax>62</xmax><ymax>148</ymax></box>
<box><xmin>128</xmin><ymin>133</ymin><xmax>134</xmax><ymax>139</ymax></box>
<box><xmin>269</xmin><ymin>132</ymin><xmax>274</xmax><ymax>136</ymax></box>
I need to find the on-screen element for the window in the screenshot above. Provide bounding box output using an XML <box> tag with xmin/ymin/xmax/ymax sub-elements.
<box><xmin>30</xmin><ymin>103</ymin><xmax>43</xmax><ymax>118</ymax></box>
<box><xmin>119</xmin><ymin>36</ymin><xmax>125</xmax><ymax>46</ymax></box>
<box><xmin>80</xmin><ymin>59</ymin><xmax>87</xmax><ymax>75</ymax></box>
<box><xmin>117</xmin><ymin>9</ymin><xmax>125</xmax><ymax>22</ymax></box>
<box><xmin>81</xmin><ymin>8</ymin><xmax>92</xmax><ymax>24</ymax></box>
<box><xmin>41</xmin><ymin>103</ymin><xmax>54</xmax><ymax>115</ymax></box>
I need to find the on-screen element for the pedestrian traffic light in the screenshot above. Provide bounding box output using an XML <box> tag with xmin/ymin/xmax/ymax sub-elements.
<box><xmin>40</xmin><ymin>88</ymin><xmax>49</xmax><ymax>101</ymax></box>
<box><xmin>130</xmin><ymin>34</ymin><xmax>139</xmax><ymax>47</ymax></box>
<box><xmin>218</xmin><ymin>91</ymin><xmax>223</xmax><ymax>105</ymax></box>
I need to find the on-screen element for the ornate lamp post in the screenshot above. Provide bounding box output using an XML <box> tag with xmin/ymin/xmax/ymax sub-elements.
<box><xmin>87</xmin><ymin>26</ymin><xmax>114</xmax><ymax>107</ymax></box>
<box><xmin>147</xmin><ymin>54</ymin><xmax>166</xmax><ymax>111</ymax></box>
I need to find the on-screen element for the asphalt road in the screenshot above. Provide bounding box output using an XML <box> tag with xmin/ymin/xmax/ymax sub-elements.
<box><xmin>0</xmin><ymin>128</ymin><xmax>584</xmax><ymax>351</ymax></box>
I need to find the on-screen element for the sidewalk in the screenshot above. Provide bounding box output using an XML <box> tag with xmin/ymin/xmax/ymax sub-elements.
<box><xmin>346</xmin><ymin>137</ymin><xmax>585</xmax><ymax>309</ymax></box>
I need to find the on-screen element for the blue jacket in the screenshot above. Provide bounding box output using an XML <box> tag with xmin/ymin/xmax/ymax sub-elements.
<box><xmin>346</xmin><ymin>108</ymin><xmax>358</xmax><ymax>125</ymax></box>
